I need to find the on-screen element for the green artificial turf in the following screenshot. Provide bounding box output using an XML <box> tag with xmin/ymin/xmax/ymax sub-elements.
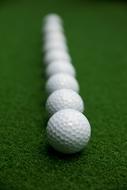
<box><xmin>0</xmin><ymin>0</ymin><xmax>127</xmax><ymax>189</ymax></box>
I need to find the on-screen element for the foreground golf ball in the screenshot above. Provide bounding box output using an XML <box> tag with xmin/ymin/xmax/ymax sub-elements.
<box><xmin>44</xmin><ymin>50</ymin><xmax>71</xmax><ymax>65</ymax></box>
<box><xmin>46</xmin><ymin>109</ymin><xmax>91</xmax><ymax>154</ymax></box>
<box><xmin>46</xmin><ymin>73</ymin><xmax>79</xmax><ymax>95</ymax></box>
<box><xmin>46</xmin><ymin>89</ymin><xmax>84</xmax><ymax>115</ymax></box>
<box><xmin>46</xmin><ymin>60</ymin><xmax>76</xmax><ymax>78</ymax></box>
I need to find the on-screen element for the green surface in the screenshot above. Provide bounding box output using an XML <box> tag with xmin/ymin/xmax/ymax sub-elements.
<box><xmin>0</xmin><ymin>0</ymin><xmax>127</xmax><ymax>189</ymax></box>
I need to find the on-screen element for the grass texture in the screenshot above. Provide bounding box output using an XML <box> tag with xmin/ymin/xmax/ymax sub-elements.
<box><xmin>0</xmin><ymin>0</ymin><xmax>127</xmax><ymax>189</ymax></box>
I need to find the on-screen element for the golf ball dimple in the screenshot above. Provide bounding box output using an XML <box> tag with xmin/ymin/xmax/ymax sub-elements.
<box><xmin>45</xmin><ymin>73</ymin><xmax>79</xmax><ymax>95</ymax></box>
<box><xmin>46</xmin><ymin>109</ymin><xmax>91</xmax><ymax>154</ymax></box>
<box><xmin>46</xmin><ymin>60</ymin><xmax>76</xmax><ymax>78</ymax></box>
<box><xmin>46</xmin><ymin>89</ymin><xmax>84</xmax><ymax>116</ymax></box>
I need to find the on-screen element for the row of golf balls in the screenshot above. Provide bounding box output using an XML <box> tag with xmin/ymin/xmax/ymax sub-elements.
<box><xmin>42</xmin><ymin>14</ymin><xmax>91</xmax><ymax>154</ymax></box>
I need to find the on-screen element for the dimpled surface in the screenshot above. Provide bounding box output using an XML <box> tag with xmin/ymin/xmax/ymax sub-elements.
<box><xmin>46</xmin><ymin>89</ymin><xmax>84</xmax><ymax>115</ymax></box>
<box><xmin>46</xmin><ymin>61</ymin><xmax>76</xmax><ymax>77</ymax></box>
<box><xmin>44</xmin><ymin>50</ymin><xmax>71</xmax><ymax>64</ymax></box>
<box><xmin>46</xmin><ymin>109</ymin><xmax>91</xmax><ymax>154</ymax></box>
<box><xmin>45</xmin><ymin>73</ymin><xmax>79</xmax><ymax>95</ymax></box>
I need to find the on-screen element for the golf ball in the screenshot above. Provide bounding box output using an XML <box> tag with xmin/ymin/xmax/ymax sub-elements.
<box><xmin>45</xmin><ymin>73</ymin><xmax>79</xmax><ymax>95</ymax></box>
<box><xmin>46</xmin><ymin>60</ymin><xmax>76</xmax><ymax>78</ymax></box>
<box><xmin>43</xmin><ymin>22</ymin><xmax>63</xmax><ymax>33</ymax></box>
<box><xmin>44</xmin><ymin>31</ymin><xmax>66</xmax><ymax>41</ymax></box>
<box><xmin>46</xmin><ymin>109</ymin><xmax>91</xmax><ymax>154</ymax></box>
<box><xmin>43</xmin><ymin>40</ymin><xmax>68</xmax><ymax>53</ymax></box>
<box><xmin>44</xmin><ymin>50</ymin><xmax>71</xmax><ymax>65</ymax></box>
<box><xmin>43</xmin><ymin>35</ymin><xmax>66</xmax><ymax>48</ymax></box>
<box><xmin>46</xmin><ymin>89</ymin><xmax>84</xmax><ymax>116</ymax></box>
<box><xmin>43</xmin><ymin>14</ymin><xmax>62</xmax><ymax>24</ymax></box>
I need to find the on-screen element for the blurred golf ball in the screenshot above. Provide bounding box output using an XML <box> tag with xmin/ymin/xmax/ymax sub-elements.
<box><xmin>43</xmin><ymin>31</ymin><xmax>67</xmax><ymax>49</ymax></box>
<box><xmin>46</xmin><ymin>60</ymin><xmax>75</xmax><ymax>78</ymax></box>
<box><xmin>46</xmin><ymin>89</ymin><xmax>84</xmax><ymax>116</ymax></box>
<box><xmin>45</xmin><ymin>73</ymin><xmax>79</xmax><ymax>95</ymax></box>
<box><xmin>44</xmin><ymin>50</ymin><xmax>71</xmax><ymax>65</ymax></box>
<box><xmin>43</xmin><ymin>40</ymin><xmax>68</xmax><ymax>53</ymax></box>
<box><xmin>43</xmin><ymin>14</ymin><xmax>63</xmax><ymax>24</ymax></box>
<box><xmin>44</xmin><ymin>31</ymin><xmax>66</xmax><ymax>40</ymax></box>
<box><xmin>43</xmin><ymin>21</ymin><xmax>63</xmax><ymax>33</ymax></box>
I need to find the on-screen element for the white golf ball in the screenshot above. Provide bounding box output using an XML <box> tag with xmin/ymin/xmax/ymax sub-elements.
<box><xmin>43</xmin><ymin>40</ymin><xmax>68</xmax><ymax>53</ymax></box>
<box><xmin>46</xmin><ymin>89</ymin><xmax>84</xmax><ymax>116</ymax></box>
<box><xmin>46</xmin><ymin>60</ymin><xmax>76</xmax><ymax>78</ymax></box>
<box><xmin>44</xmin><ymin>34</ymin><xmax>67</xmax><ymax>44</ymax></box>
<box><xmin>43</xmin><ymin>14</ymin><xmax>62</xmax><ymax>24</ymax></box>
<box><xmin>43</xmin><ymin>22</ymin><xmax>63</xmax><ymax>33</ymax></box>
<box><xmin>44</xmin><ymin>32</ymin><xmax>66</xmax><ymax>42</ymax></box>
<box><xmin>44</xmin><ymin>50</ymin><xmax>71</xmax><ymax>65</ymax></box>
<box><xmin>46</xmin><ymin>73</ymin><xmax>79</xmax><ymax>95</ymax></box>
<box><xmin>46</xmin><ymin>109</ymin><xmax>91</xmax><ymax>154</ymax></box>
